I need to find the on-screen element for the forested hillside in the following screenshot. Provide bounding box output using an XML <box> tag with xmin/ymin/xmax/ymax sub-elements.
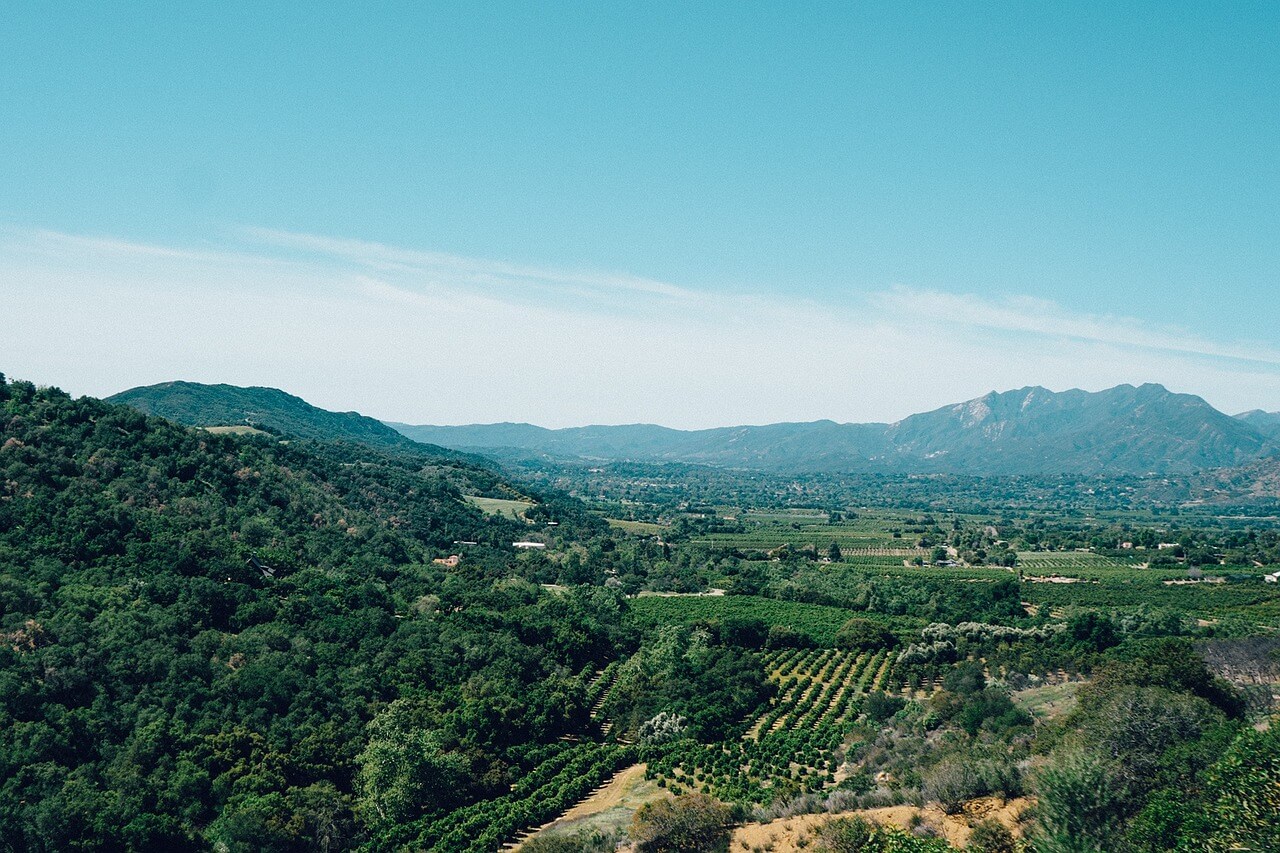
<box><xmin>3</xmin><ymin>375</ymin><xmax>1277</xmax><ymax>852</ymax></box>
<box><xmin>109</xmin><ymin>381</ymin><xmax>428</xmax><ymax>454</ymax></box>
<box><xmin>0</xmin><ymin>375</ymin><xmax>642</xmax><ymax>850</ymax></box>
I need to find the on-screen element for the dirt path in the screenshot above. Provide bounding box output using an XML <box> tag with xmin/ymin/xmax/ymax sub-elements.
<box><xmin>514</xmin><ymin>763</ymin><xmax>668</xmax><ymax>850</ymax></box>
<box><xmin>554</xmin><ymin>763</ymin><xmax>649</xmax><ymax>824</ymax></box>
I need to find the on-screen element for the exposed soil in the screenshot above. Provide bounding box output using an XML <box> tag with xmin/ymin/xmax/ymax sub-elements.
<box><xmin>730</xmin><ymin>797</ymin><xmax>1033</xmax><ymax>852</ymax></box>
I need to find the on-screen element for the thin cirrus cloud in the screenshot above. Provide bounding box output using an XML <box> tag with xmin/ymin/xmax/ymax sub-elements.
<box><xmin>243</xmin><ymin>227</ymin><xmax>1280</xmax><ymax>373</ymax></box>
<box><xmin>1</xmin><ymin>224</ymin><xmax>1277</xmax><ymax>427</ymax></box>
<box><xmin>872</xmin><ymin>286</ymin><xmax>1280</xmax><ymax>371</ymax></box>
<box><xmin>241</xmin><ymin>227</ymin><xmax>706</xmax><ymax>307</ymax></box>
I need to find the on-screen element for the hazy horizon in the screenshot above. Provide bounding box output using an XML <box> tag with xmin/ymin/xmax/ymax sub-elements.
<box><xmin>91</xmin><ymin>375</ymin><xmax>1276</xmax><ymax>433</ymax></box>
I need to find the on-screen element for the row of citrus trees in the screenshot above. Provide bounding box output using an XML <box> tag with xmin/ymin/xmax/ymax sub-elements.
<box><xmin>644</xmin><ymin>648</ymin><xmax>897</xmax><ymax>805</ymax></box>
<box><xmin>374</xmin><ymin>741</ymin><xmax>635</xmax><ymax>853</ymax></box>
<box><xmin>760</xmin><ymin>649</ymin><xmax>892</xmax><ymax>730</ymax></box>
<box><xmin>415</xmin><ymin>647</ymin><xmax>902</xmax><ymax>847</ymax></box>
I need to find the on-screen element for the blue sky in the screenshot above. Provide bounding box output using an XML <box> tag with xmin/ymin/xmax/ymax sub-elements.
<box><xmin>2</xmin><ymin>3</ymin><xmax>1278</xmax><ymax>427</ymax></box>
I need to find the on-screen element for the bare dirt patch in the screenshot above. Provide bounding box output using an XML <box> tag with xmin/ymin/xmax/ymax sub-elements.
<box><xmin>729</xmin><ymin>797</ymin><xmax>1033</xmax><ymax>852</ymax></box>
<box><xmin>556</xmin><ymin>763</ymin><xmax>650</xmax><ymax>824</ymax></box>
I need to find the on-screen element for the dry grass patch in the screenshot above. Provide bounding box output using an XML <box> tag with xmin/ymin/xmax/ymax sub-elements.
<box><xmin>200</xmin><ymin>425</ymin><xmax>269</xmax><ymax>436</ymax></box>
<box><xmin>730</xmin><ymin>797</ymin><xmax>1032</xmax><ymax>852</ymax></box>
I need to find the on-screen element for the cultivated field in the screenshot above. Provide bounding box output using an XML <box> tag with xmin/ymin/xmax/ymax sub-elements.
<box><xmin>644</xmin><ymin>645</ymin><xmax>898</xmax><ymax>805</ymax></box>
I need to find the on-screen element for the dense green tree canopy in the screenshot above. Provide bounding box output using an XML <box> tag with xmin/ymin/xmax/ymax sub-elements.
<box><xmin>0</xmin><ymin>378</ymin><xmax>628</xmax><ymax>851</ymax></box>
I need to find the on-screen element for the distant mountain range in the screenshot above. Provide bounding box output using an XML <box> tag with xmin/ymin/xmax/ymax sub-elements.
<box><xmin>390</xmin><ymin>384</ymin><xmax>1280</xmax><ymax>476</ymax></box>
<box><xmin>110</xmin><ymin>380</ymin><xmax>1279</xmax><ymax>476</ymax></box>
<box><xmin>1234</xmin><ymin>409</ymin><xmax>1280</xmax><ymax>440</ymax></box>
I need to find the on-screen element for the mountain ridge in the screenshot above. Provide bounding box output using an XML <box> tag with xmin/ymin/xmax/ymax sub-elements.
<box><xmin>108</xmin><ymin>380</ymin><xmax>1278</xmax><ymax>476</ymax></box>
<box><xmin>109</xmin><ymin>380</ymin><xmax>429</xmax><ymax>453</ymax></box>
<box><xmin>1235</xmin><ymin>408</ymin><xmax>1280</xmax><ymax>439</ymax></box>
<box><xmin>392</xmin><ymin>383</ymin><xmax>1277</xmax><ymax>475</ymax></box>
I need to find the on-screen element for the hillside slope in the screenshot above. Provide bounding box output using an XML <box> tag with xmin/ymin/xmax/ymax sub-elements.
<box><xmin>110</xmin><ymin>381</ymin><xmax>425</xmax><ymax>453</ymax></box>
<box><xmin>0</xmin><ymin>375</ymin><xmax>624</xmax><ymax>851</ymax></box>
<box><xmin>1185</xmin><ymin>455</ymin><xmax>1280</xmax><ymax>505</ymax></box>
<box><xmin>1235</xmin><ymin>408</ymin><xmax>1280</xmax><ymax>440</ymax></box>
<box><xmin>884</xmin><ymin>383</ymin><xmax>1272</xmax><ymax>475</ymax></box>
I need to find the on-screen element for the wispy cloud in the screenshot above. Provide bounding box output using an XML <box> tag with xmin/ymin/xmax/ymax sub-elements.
<box><xmin>873</xmin><ymin>285</ymin><xmax>1280</xmax><ymax>369</ymax></box>
<box><xmin>242</xmin><ymin>226</ymin><xmax>706</xmax><ymax>306</ymax></box>
<box><xmin>6</xmin><ymin>226</ymin><xmax>299</xmax><ymax>271</ymax></box>
<box><xmin>2</xmin><ymin>224</ymin><xmax>1277</xmax><ymax>427</ymax></box>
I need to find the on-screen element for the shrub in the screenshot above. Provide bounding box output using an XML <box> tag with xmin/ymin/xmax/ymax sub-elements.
<box><xmin>864</xmin><ymin>692</ymin><xmax>905</xmax><ymax>723</ymax></box>
<box><xmin>1192</xmin><ymin>725</ymin><xmax>1280</xmax><ymax>852</ymax></box>
<box><xmin>921</xmin><ymin>759</ymin><xmax>980</xmax><ymax>815</ymax></box>
<box><xmin>815</xmin><ymin>816</ymin><xmax>876</xmax><ymax>852</ymax></box>
<box><xmin>1031</xmin><ymin>749</ymin><xmax>1127</xmax><ymax>853</ymax></box>
<box><xmin>522</xmin><ymin>835</ymin><xmax>589</xmax><ymax>853</ymax></box>
<box><xmin>965</xmin><ymin>819</ymin><xmax>1015</xmax><ymax>853</ymax></box>
<box><xmin>767</xmin><ymin>624</ymin><xmax>817</xmax><ymax>650</ymax></box>
<box><xmin>630</xmin><ymin>792</ymin><xmax>733</xmax><ymax>853</ymax></box>
<box><xmin>524</xmin><ymin>830</ymin><xmax>624</xmax><ymax>853</ymax></box>
<box><xmin>835</xmin><ymin>619</ymin><xmax>898</xmax><ymax>652</ymax></box>
<box><xmin>638</xmin><ymin>711</ymin><xmax>689</xmax><ymax>747</ymax></box>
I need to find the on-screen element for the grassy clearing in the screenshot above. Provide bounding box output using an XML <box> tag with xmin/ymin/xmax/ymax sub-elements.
<box><xmin>200</xmin><ymin>425</ymin><xmax>269</xmax><ymax>436</ymax></box>
<box><xmin>1013</xmin><ymin>681</ymin><xmax>1082</xmax><ymax>721</ymax></box>
<box><xmin>465</xmin><ymin>495</ymin><xmax>535</xmax><ymax>520</ymax></box>
<box><xmin>606</xmin><ymin>518</ymin><xmax>667</xmax><ymax>535</ymax></box>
